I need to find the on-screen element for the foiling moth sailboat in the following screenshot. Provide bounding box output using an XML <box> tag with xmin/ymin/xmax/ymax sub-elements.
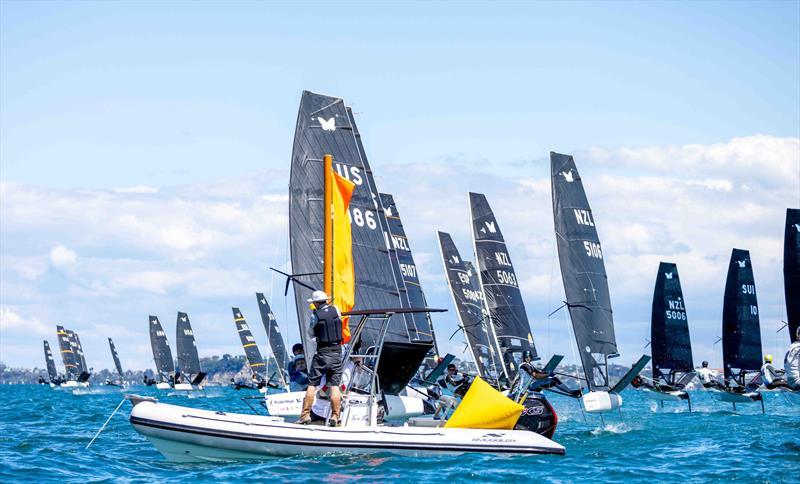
<box><xmin>232</xmin><ymin>307</ymin><xmax>270</xmax><ymax>393</ymax></box>
<box><xmin>42</xmin><ymin>340</ymin><xmax>63</xmax><ymax>387</ymax></box>
<box><xmin>634</xmin><ymin>262</ymin><xmax>696</xmax><ymax>409</ymax></box>
<box><xmin>107</xmin><ymin>337</ymin><xmax>126</xmax><ymax>388</ymax></box>
<box><xmin>710</xmin><ymin>249</ymin><xmax>764</xmax><ymax>411</ymax></box>
<box><xmin>550</xmin><ymin>152</ymin><xmax>649</xmax><ymax>413</ymax></box>
<box><xmin>255</xmin><ymin>293</ymin><xmax>290</xmax><ymax>391</ymax></box>
<box><xmin>174</xmin><ymin>312</ymin><xmax>206</xmax><ymax>391</ymax></box>
<box><xmin>127</xmin><ymin>151</ymin><xmax>565</xmax><ymax>459</ymax></box>
<box><xmin>56</xmin><ymin>326</ymin><xmax>90</xmax><ymax>388</ymax></box>
<box><xmin>148</xmin><ymin>316</ymin><xmax>175</xmax><ymax>390</ymax></box>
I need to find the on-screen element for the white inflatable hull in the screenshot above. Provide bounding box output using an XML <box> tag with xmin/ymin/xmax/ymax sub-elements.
<box><xmin>61</xmin><ymin>381</ymin><xmax>89</xmax><ymax>388</ymax></box>
<box><xmin>129</xmin><ymin>400</ymin><xmax>564</xmax><ymax>461</ymax></box>
<box><xmin>265</xmin><ymin>391</ymin><xmax>424</xmax><ymax>421</ymax></box>
<box><xmin>156</xmin><ymin>382</ymin><xmax>172</xmax><ymax>390</ymax></box>
<box><xmin>580</xmin><ymin>391</ymin><xmax>622</xmax><ymax>413</ymax></box>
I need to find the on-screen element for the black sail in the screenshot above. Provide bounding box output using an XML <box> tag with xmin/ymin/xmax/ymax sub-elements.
<box><xmin>722</xmin><ymin>249</ymin><xmax>762</xmax><ymax>381</ymax></box>
<box><xmin>43</xmin><ymin>340</ymin><xmax>58</xmax><ymax>381</ymax></box>
<box><xmin>108</xmin><ymin>338</ymin><xmax>124</xmax><ymax>379</ymax></box>
<box><xmin>651</xmin><ymin>262</ymin><xmax>693</xmax><ymax>382</ymax></box>
<box><xmin>148</xmin><ymin>315</ymin><xmax>175</xmax><ymax>378</ymax></box>
<box><xmin>469</xmin><ymin>192</ymin><xmax>537</xmax><ymax>377</ymax></box>
<box><xmin>785</xmin><ymin>208</ymin><xmax>800</xmax><ymax>343</ymax></box>
<box><xmin>551</xmin><ymin>152</ymin><xmax>617</xmax><ymax>391</ymax></box>
<box><xmin>438</xmin><ymin>231</ymin><xmax>505</xmax><ymax>381</ymax></box>
<box><xmin>380</xmin><ymin>192</ymin><xmax>438</xmax><ymax>349</ymax></box>
<box><xmin>176</xmin><ymin>312</ymin><xmax>202</xmax><ymax>376</ymax></box>
<box><xmin>66</xmin><ymin>330</ymin><xmax>85</xmax><ymax>375</ymax></box>
<box><xmin>233</xmin><ymin>307</ymin><xmax>266</xmax><ymax>380</ymax></box>
<box><xmin>256</xmin><ymin>293</ymin><xmax>289</xmax><ymax>386</ymax></box>
<box><xmin>288</xmin><ymin>90</ymin><xmax>408</xmax><ymax>355</ymax></box>
<box><xmin>74</xmin><ymin>332</ymin><xmax>88</xmax><ymax>375</ymax></box>
<box><xmin>56</xmin><ymin>326</ymin><xmax>78</xmax><ymax>378</ymax></box>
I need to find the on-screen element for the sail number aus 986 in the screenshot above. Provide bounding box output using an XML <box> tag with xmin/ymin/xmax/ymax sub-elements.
<box><xmin>583</xmin><ymin>241</ymin><xmax>603</xmax><ymax>259</ymax></box>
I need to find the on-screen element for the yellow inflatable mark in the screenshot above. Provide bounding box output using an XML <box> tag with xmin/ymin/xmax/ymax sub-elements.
<box><xmin>444</xmin><ymin>376</ymin><xmax>523</xmax><ymax>430</ymax></box>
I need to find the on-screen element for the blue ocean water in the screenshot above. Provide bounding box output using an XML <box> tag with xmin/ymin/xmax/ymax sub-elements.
<box><xmin>1</xmin><ymin>385</ymin><xmax>798</xmax><ymax>482</ymax></box>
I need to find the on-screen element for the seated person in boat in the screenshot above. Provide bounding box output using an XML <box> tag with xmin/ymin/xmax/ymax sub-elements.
<box><xmin>438</xmin><ymin>363</ymin><xmax>469</xmax><ymax>395</ymax></box>
<box><xmin>289</xmin><ymin>354</ymin><xmax>310</xmax><ymax>392</ymax></box>
<box><xmin>696</xmin><ymin>361</ymin><xmax>725</xmax><ymax>390</ymax></box>
<box><xmin>286</xmin><ymin>343</ymin><xmax>304</xmax><ymax>377</ymax></box>
<box><xmin>760</xmin><ymin>354</ymin><xmax>787</xmax><ymax>389</ymax></box>
<box><xmin>518</xmin><ymin>350</ymin><xmax>582</xmax><ymax>397</ymax></box>
<box><xmin>785</xmin><ymin>327</ymin><xmax>800</xmax><ymax>391</ymax></box>
<box><xmin>297</xmin><ymin>291</ymin><xmax>345</xmax><ymax>426</ymax></box>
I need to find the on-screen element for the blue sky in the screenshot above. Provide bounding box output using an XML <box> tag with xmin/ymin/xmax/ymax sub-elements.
<box><xmin>1</xmin><ymin>1</ymin><xmax>799</xmax><ymax>372</ymax></box>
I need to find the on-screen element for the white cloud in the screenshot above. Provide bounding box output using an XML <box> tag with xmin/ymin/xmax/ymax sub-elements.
<box><xmin>49</xmin><ymin>245</ymin><xmax>77</xmax><ymax>269</ymax></box>
<box><xmin>0</xmin><ymin>305</ymin><xmax>49</xmax><ymax>336</ymax></box>
<box><xmin>114</xmin><ymin>186</ymin><xmax>159</xmax><ymax>194</ymax></box>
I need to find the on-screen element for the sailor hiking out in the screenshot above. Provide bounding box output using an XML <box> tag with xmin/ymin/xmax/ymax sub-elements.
<box><xmin>296</xmin><ymin>291</ymin><xmax>345</xmax><ymax>426</ymax></box>
<box><xmin>518</xmin><ymin>350</ymin><xmax>582</xmax><ymax>397</ymax></box>
<box><xmin>785</xmin><ymin>327</ymin><xmax>800</xmax><ymax>390</ymax></box>
<box><xmin>696</xmin><ymin>361</ymin><xmax>725</xmax><ymax>390</ymax></box>
<box><xmin>760</xmin><ymin>354</ymin><xmax>787</xmax><ymax>389</ymax></box>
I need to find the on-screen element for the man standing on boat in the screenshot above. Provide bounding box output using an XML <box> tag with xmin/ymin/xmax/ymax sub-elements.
<box><xmin>297</xmin><ymin>290</ymin><xmax>344</xmax><ymax>426</ymax></box>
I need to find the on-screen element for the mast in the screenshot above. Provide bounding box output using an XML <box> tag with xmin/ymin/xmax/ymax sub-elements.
<box><xmin>232</xmin><ymin>307</ymin><xmax>267</xmax><ymax>381</ymax></box>
<box><xmin>175</xmin><ymin>312</ymin><xmax>202</xmax><ymax>378</ymax></box>
<box><xmin>550</xmin><ymin>152</ymin><xmax>617</xmax><ymax>391</ymax></box>
<box><xmin>381</xmin><ymin>192</ymin><xmax>438</xmax><ymax>351</ymax></box>
<box><xmin>438</xmin><ymin>231</ymin><xmax>505</xmax><ymax>381</ymax></box>
<box><xmin>255</xmin><ymin>293</ymin><xmax>289</xmax><ymax>387</ymax></box>
<box><xmin>43</xmin><ymin>340</ymin><xmax>59</xmax><ymax>381</ymax></box>
<box><xmin>722</xmin><ymin>249</ymin><xmax>762</xmax><ymax>383</ymax></box>
<box><xmin>785</xmin><ymin>208</ymin><xmax>800</xmax><ymax>343</ymax></box>
<box><xmin>56</xmin><ymin>326</ymin><xmax>78</xmax><ymax>379</ymax></box>
<box><xmin>108</xmin><ymin>337</ymin><xmax>124</xmax><ymax>379</ymax></box>
<box><xmin>148</xmin><ymin>315</ymin><xmax>175</xmax><ymax>380</ymax></box>
<box><xmin>288</xmin><ymin>91</ymin><xmax>408</xmax><ymax>358</ymax></box>
<box><xmin>469</xmin><ymin>192</ymin><xmax>536</xmax><ymax>379</ymax></box>
<box><xmin>650</xmin><ymin>262</ymin><xmax>693</xmax><ymax>385</ymax></box>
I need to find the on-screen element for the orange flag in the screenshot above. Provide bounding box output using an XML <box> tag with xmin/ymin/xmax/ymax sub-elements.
<box><xmin>331</xmin><ymin>170</ymin><xmax>356</xmax><ymax>343</ymax></box>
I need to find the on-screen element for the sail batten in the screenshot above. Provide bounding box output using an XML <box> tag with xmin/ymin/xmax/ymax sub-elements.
<box><xmin>784</xmin><ymin>208</ymin><xmax>800</xmax><ymax>343</ymax></box>
<box><xmin>551</xmin><ymin>152</ymin><xmax>617</xmax><ymax>391</ymax></box>
<box><xmin>469</xmin><ymin>192</ymin><xmax>537</xmax><ymax>379</ymax></box>
<box><xmin>438</xmin><ymin>231</ymin><xmax>505</xmax><ymax>381</ymax></box>
<box><xmin>651</xmin><ymin>262</ymin><xmax>693</xmax><ymax>382</ymax></box>
<box><xmin>722</xmin><ymin>249</ymin><xmax>762</xmax><ymax>382</ymax></box>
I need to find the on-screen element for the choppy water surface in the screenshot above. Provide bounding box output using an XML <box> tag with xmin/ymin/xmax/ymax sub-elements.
<box><xmin>1</xmin><ymin>385</ymin><xmax>798</xmax><ymax>482</ymax></box>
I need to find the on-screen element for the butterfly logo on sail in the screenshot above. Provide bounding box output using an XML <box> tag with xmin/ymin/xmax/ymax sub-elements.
<box><xmin>181</xmin><ymin>316</ymin><xmax>188</xmax><ymax>322</ymax></box>
<box><xmin>235</xmin><ymin>312</ymin><xmax>241</xmax><ymax>318</ymax></box>
<box><xmin>151</xmin><ymin>318</ymin><xmax>157</xmax><ymax>324</ymax></box>
<box><xmin>451</xmin><ymin>255</ymin><xmax>460</xmax><ymax>264</ymax></box>
<box><xmin>736</xmin><ymin>260</ymin><xmax>746</xmax><ymax>268</ymax></box>
<box><xmin>795</xmin><ymin>223</ymin><xmax>800</xmax><ymax>233</ymax></box>
<box><xmin>384</xmin><ymin>206</ymin><xmax>393</xmax><ymax>217</ymax></box>
<box><xmin>260</xmin><ymin>298</ymin><xmax>266</xmax><ymax>305</ymax></box>
<box><xmin>665</xmin><ymin>272</ymin><xmax>673</xmax><ymax>279</ymax></box>
<box><xmin>318</xmin><ymin>117</ymin><xmax>336</xmax><ymax>131</ymax></box>
<box><xmin>485</xmin><ymin>221</ymin><xmax>497</xmax><ymax>233</ymax></box>
<box><xmin>561</xmin><ymin>170</ymin><xmax>575</xmax><ymax>182</ymax></box>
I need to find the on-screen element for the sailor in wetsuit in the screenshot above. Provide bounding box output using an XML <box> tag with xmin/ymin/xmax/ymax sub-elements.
<box><xmin>784</xmin><ymin>327</ymin><xmax>800</xmax><ymax>390</ymax></box>
<box><xmin>297</xmin><ymin>291</ymin><xmax>345</xmax><ymax>426</ymax></box>
<box><xmin>518</xmin><ymin>350</ymin><xmax>582</xmax><ymax>397</ymax></box>
<box><xmin>696</xmin><ymin>361</ymin><xmax>725</xmax><ymax>390</ymax></box>
<box><xmin>760</xmin><ymin>354</ymin><xmax>787</xmax><ymax>389</ymax></box>
<box><xmin>437</xmin><ymin>364</ymin><xmax>469</xmax><ymax>395</ymax></box>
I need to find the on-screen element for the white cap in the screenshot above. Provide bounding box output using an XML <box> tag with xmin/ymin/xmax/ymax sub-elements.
<box><xmin>307</xmin><ymin>290</ymin><xmax>330</xmax><ymax>303</ymax></box>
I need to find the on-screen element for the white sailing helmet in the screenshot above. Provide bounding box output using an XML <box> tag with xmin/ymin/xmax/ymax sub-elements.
<box><xmin>307</xmin><ymin>290</ymin><xmax>330</xmax><ymax>303</ymax></box>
